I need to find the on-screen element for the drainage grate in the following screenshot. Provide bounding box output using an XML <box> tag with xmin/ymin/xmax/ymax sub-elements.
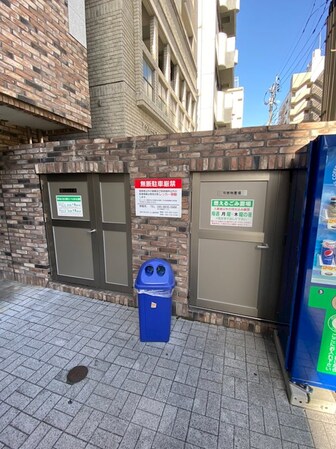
<box><xmin>66</xmin><ymin>365</ymin><xmax>88</xmax><ymax>384</ymax></box>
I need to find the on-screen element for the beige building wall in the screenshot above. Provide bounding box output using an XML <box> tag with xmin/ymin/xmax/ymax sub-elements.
<box><xmin>197</xmin><ymin>0</ymin><xmax>243</xmax><ymax>130</ymax></box>
<box><xmin>86</xmin><ymin>0</ymin><xmax>197</xmax><ymax>138</ymax></box>
<box><xmin>321</xmin><ymin>0</ymin><xmax>336</xmax><ymax>121</ymax></box>
<box><xmin>278</xmin><ymin>49</ymin><xmax>324</xmax><ymax>125</ymax></box>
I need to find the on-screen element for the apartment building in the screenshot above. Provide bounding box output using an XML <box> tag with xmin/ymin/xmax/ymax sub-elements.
<box><xmin>278</xmin><ymin>49</ymin><xmax>325</xmax><ymax>125</ymax></box>
<box><xmin>197</xmin><ymin>0</ymin><xmax>243</xmax><ymax>130</ymax></box>
<box><xmin>0</xmin><ymin>0</ymin><xmax>91</xmax><ymax>149</ymax></box>
<box><xmin>86</xmin><ymin>0</ymin><xmax>198</xmax><ymax>138</ymax></box>
<box><xmin>321</xmin><ymin>0</ymin><xmax>336</xmax><ymax>121</ymax></box>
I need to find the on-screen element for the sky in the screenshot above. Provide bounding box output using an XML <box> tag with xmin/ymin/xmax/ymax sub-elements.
<box><xmin>235</xmin><ymin>0</ymin><xmax>330</xmax><ymax>127</ymax></box>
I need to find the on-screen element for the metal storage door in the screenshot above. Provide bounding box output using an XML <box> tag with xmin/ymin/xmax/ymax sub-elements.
<box><xmin>43</xmin><ymin>174</ymin><xmax>132</xmax><ymax>293</ymax></box>
<box><xmin>190</xmin><ymin>172</ymin><xmax>289</xmax><ymax>320</ymax></box>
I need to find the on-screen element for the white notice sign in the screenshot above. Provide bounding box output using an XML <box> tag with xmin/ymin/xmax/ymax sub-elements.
<box><xmin>56</xmin><ymin>195</ymin><xmax>83</xmax><ymax>217</ymax></box>
<box><xmin>210</xmin><ymin>199</ymin><xmax>254</xmax><ymax>227</ymax></box>
<box><xmin>135</xmin><ymin>178</ymin><xmax>182</xmax><ymax>218</ymax></box>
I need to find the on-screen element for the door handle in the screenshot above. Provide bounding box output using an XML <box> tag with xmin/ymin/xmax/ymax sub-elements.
<box><xmin>256</xmin><ymin>243</ymin><xmax>269</xmax><ymax>249</ymax></box>
<box><xmin>88</xmin><ymin>229</ymin><xmax>96</xmax><ymax>233</ymax></box>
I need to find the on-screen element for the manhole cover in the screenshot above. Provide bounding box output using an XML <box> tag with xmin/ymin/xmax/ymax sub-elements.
<box><xmin>67</xmin><ymin>366</ymin><xmax>88</xmax><ymax>384</ymax></box>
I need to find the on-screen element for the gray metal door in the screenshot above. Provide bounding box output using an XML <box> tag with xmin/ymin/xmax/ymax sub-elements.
<box><xmin>190</xmin><ymin>171</ymin><xmax>289</xmax><ymax>321</ymax></box>
<box><xmin>43</xmin><ymin>174</ymin><xmax>132</xmax><ymax>293</ymax></box>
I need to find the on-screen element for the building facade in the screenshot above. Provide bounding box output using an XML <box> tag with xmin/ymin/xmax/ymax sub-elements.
<box><xmin>86</xmin><ymin>0</ymin><xmax>198</xmax><ymax>138</ymax></box>
<box><xmin>321</xmin><ymin>0</ymin><xmax>336</xmax><ymax>121</ymax></box>
<box><xmin>278</xmin><ymin>49</ymin><xmax>325</xmax><ymax>125</ymax></box>
<box><xmin>197</xmin><ymin>0</ymin><xmax>243</xmax><ymax>131</ymax></box>
<box><xmin>0</xmin><ymin>0</ymin><xmax>91</xmax><ymax>149</ymax></box>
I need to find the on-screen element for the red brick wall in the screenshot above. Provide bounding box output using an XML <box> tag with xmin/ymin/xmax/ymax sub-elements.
<box><xmin>1</xmin><ymin>122</ymin><xmax>336</xmax><ymax>331</ymax></box>
<box><xmin>0</xmin><ymin>0</ymin><xmax>91</xmax><ymax>129</ymax></box>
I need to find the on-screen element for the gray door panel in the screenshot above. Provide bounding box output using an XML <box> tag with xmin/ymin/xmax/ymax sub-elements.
<box><xmin>44</xmin><ymin>174</ymin><xmax>132</xmax><ymax>293</ymax></box>
<box><xmin>53</xmin><ymin>227</ymin><xmax>94</xmax><ymax>279</ymax></box>
<box><xmin>100</xmin><ymin>181</ymin><xmax>126</xmax><ymax>224</ymax></box>
<box><xmin>103</xmin><ymin>231</ymin><xmax>128</xmax><ymax>286</ymax></box>
<box><xmin>191</xmin><ymin>171</ymin><xmax>289</xmax><ymax>321</ymax></box>
<box><xmin>198</xmin><ymin>238</ymin><xmax>260</xmax><ymax>316</ymax></box>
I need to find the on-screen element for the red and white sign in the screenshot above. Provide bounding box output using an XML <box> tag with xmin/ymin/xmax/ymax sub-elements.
<box><xmin>135</xmin><ymin>178</ymin><xmax>182</xmax><ymax>217</ymax></box>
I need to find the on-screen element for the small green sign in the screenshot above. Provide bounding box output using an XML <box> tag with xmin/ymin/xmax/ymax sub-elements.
<box><xmin>309</xmin><ymin>286</ymin><xmax>336</xmax><ymax>375</ymax></box>
<box><xmin>56</xmin><ymin>195</ymin><xmax>83</xmax><ymax>217</ymax></box>
<box><xmin>210</xmin><ymin>199</ymin><xmax>254</xmax><ymax>227</ymax></box>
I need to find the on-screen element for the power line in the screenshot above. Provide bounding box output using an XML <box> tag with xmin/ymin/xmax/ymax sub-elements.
<box><xmin>277</xmin><ymin>1</ymin><xmax>328</xmax><ymax>77</ymax></box>
<box><xmin>280</xmin><ymin>20</ymin><xmax>326</xmax><ymax>87</ymax></box>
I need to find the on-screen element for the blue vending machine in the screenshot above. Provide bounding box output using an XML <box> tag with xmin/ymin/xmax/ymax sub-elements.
<box><xmin>276</xmin><ymin>135</ymin><xmax>336</xmax><ymax>413</ymax></box>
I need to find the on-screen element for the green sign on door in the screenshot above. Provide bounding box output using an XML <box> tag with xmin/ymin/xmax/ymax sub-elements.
<box><xmin>309</xmin><ymin>286</ymin><xmax>336</xmax><ymax>374</ymax></box>
<box><xmin>56</xmin><ymin>195</ymin><xmax>83</xmax><ymax>217</ymax></box>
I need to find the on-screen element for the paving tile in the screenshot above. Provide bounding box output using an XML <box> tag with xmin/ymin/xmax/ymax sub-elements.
<box><xmin>119</xmin><ymin>393</ymin><xmax>141</xmax><ymax>421</ymax></box>
<box><xmin>190</xmin><ymin>412</ymin><xmax>219</xmax><ymax>435</ymax></box>
<box><xmin>66</xmin><ymin>405</ymin><xmax>93</xmax><ymax>436</ymax></box>
<box><xmin>119</xmin><ymin>423</ymin><xmax>142</xmax><ymax>449</ymax></box>
<box><xmin>186</xmin><ymin>427</ymin><xmax>218</xmax><ymax>449</ymax></box>
<box><xmin>158</xmin><ymin>404</ymin><xmax>178</xmax><ymax>436</ymax></box>
<box><xmin>248</xmin><ymin>382</ymin><xmax>276</xmax><ymax>409</ymax></box>
<box><xmin>263</xmin><ymin>408</ymin><xmax>281</xmax><ymax>438</ymax></box>
<box><xmin>173</xmin><ymin>408</ymin><xmax>191</xmax><ymax>440</ymax></box>
<box><xmin>99</xmin><ymin>414</ymin><xmax>128</xmax><ymax>437</ymax></box>
<box><xmin>221</xmin><ymin>408</ymin><xmax>249</xmax><ymax>429</ymax></box>
<box><xmin>5</xmin><ymin>390</ymin><xmax>32</xmax><ymax>410</ymax></box>
<box><xmin>171</xmin><ymin>381</ymin><xmax>195</xmax><ymax>399</ymax></box>
<box><xmin>0</xmin><ymin>406</ymin><xmax>19</xmax><ymax>433</ymax></box>
<box><xmin>134</xmin><ymin>427</ymin><xmax>155</xmax><ymax>449</ymax></box>
<box><xmin>131</xmin><ymin>409</ymin><xmax>160</xmax><ymax>431</ymax></box>
<box><xmin>166</xmin><ymin>391</ymin><xmax>194</xmax><ymax>411</ymax></box>
<box><xmin>218</xmin><ymin>421</ymin><xmax>234</xmax><ymax>449</ymax></box>
<box><xmin>121</xmin><ymin>379</ymin><xmax>146</xmax><ymax>395</ymax></box>
<box><xmin>280</xmin><ymin>425</ymin><xmax>314</xmax><ymax>446</ymax></box>
<box><xmin>78</xmin><ymin>410</ymin><xmax>105</xmax><ymax>442</ymax></box>
<box><xmin>138</xmin><ymin>396</ymin><xmax>165</xmax><ymax>416</ymax></box>
<box><xmin>54</xmin><ymin>432</ymin><xmax>87</xmax><ymax>449</ymax></box>
<box><xmin>11</xmin><ymin>412</ymin><xmax>40</xmax><ymax>435</ymax></box>
<box><xmin>152</xmin><ymin>432</ymin><xmax>185</xmax><ymax>449</ymax></box>
<box><xmin>250</xmin><ymin>431</ymin><xmax>283</xmax><ymax>449</ymax></box>
<box><xmin>249</xmin><ymin>405</ymin><xmax>265</xmax><ymax>433</ymax></box>
<box><xmin>234</xmin><ymin>426</ymin><xmax>250</xmax><ymax>449</ymax></box>
<box><xmin>308</xmin><ymin>419</ymin><xmax>331</xmax><ymax>449</ymax></box>
<box><xmin>0</xmin><ymin>425</ymin><xmax>28</xmax><ymax>449</ymax></box>
<box><xmin>35</xmin><ymin>427</ymin><xmax>62</xmax><ymax>449</ymax></box>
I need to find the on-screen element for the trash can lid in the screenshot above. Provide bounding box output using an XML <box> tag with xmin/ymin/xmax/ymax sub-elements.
<box><xmin>135</xmin><ymin>258</ymin><xmax>175</xmax><ymax>289</ymax></box>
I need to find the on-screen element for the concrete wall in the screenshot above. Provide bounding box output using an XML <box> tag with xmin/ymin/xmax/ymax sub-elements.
<box><xmin>1</xmin><ymin>122</ymin><xmax>336</xmax><ymax>331</ymax></box>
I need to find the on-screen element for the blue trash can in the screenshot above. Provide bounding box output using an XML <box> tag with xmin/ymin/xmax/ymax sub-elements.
<box><xmin>135</xmin><ymin>258</ymin><xmax>175</xmax><ymax>342</ymax></box>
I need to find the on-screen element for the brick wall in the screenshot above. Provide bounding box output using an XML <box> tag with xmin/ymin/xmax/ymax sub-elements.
<box><xmin>1</xmin><ymin>122</ymin><xmax>336</xmax><ymax>332</ymax></box>
<box><xmin>0</xmin><ymin>0</ymin><xmax>91</xmax><ymax>129</ymax></box>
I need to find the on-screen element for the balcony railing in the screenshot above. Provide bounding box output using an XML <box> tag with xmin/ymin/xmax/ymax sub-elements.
<box><xmin>215</xmin><ymin>88</ymin><xmax>243</xmax><ymax>127</ymax></box>
<box><xmin>217</xmin><ymin>33</ymin><xmax>238</xmax><ymax>70</ymax></box>
<box><xmin>219</xmin><ymin>0</ymin><xmax>240</xmax><ymax>13</ymax></box>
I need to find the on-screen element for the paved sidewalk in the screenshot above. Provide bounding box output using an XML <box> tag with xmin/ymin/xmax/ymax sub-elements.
<box><xmin>0</xmin><ymin>281</ymin><xmax>335</xmax><ymax>449</ymax></box>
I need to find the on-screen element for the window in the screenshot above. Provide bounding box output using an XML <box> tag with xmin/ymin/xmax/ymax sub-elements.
<box><xmin>68</xmin><ymin>0</ymin><xmax>86</xmax><ymax>47</ymax></box>
<box><xmin>142</xmin><ymin>4</ymin><xmax>151</xmax><ymax>51</ymax></box>
<box><xmin>143</xmin><ymin>58</ymin><xmax>154</xmax><ymax>99</ymax></box>
<box><xmin>158</xmin><ymin>82</ymin><xmax>167</xmax><ymax>114</ymax></box>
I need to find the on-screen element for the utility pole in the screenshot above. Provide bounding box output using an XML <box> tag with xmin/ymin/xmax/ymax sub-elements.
<box><xmin>264</xmin><ymin>75</ymin><xmax>280</xmax><ymax>125</ymax></box>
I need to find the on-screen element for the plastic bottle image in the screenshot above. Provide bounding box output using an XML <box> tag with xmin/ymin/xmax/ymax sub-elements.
<box><xmin>327</xmin><ymin>197</ymin><xmax>336</xmax><ymax>219</ymax></box>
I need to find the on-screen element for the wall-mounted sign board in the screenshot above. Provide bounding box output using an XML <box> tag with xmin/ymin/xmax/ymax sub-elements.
<box><xmin>135</xmin><ymin>178</ymin><xmax>182</xmax><ymax>218</ymax></box>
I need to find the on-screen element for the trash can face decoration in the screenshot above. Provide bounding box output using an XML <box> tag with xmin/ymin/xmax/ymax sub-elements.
<box><xmin>135</xmin><ymin>259</ymin><xmax>175</xmax><ymax>342</ymax></box>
